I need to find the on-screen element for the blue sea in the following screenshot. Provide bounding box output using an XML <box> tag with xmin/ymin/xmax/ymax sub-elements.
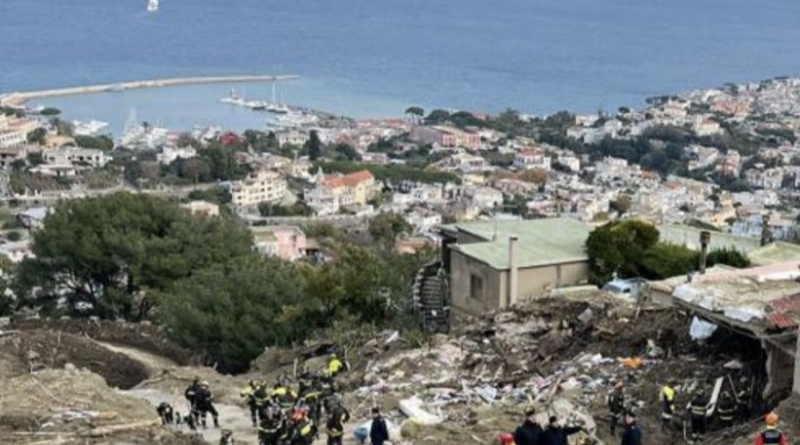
<box><xmin>2</xmin><ymin>0</ymin><xmax>800</xmax><ymax>134</ymax></box>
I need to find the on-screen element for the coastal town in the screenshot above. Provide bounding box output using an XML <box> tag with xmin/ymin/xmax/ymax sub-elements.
<box><xmin>2</xmin><ymin>77</ymin><xmax>800</xmax><ymax>262</ymax></box>
<box><xmin>6</xmin><ymin>77</ymin><xmax>800</xmax><ymax>445</ymax></box>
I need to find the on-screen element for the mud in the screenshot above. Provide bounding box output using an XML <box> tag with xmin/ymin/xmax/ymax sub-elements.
<box><xmin>13</xmin><ymin>318</ymin><xmax>192</xmax><ymax>365</ymax></box>
<box><xmin>0</xmin><ymin>330</ymin><xmax>149</xmax><ymax>388</ymax></box>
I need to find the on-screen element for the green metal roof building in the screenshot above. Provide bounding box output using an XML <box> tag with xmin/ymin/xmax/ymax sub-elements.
<box><xmin>440</xmin><ymin>218</ymin><xmax>592</xmax><ymax>315</ymax></box>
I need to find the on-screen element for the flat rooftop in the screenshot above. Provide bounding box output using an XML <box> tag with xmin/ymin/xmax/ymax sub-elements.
<box><xmin>672</xmin><ymin>262</ymin><xmax>800</xmax><ymax>335</ymax></box>
<box><xmin>442</xmin><ymin>217</ymin><xmax>590</xmax><ymax>270</ymax></box>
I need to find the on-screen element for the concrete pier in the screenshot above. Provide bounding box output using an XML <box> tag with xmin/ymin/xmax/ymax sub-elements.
<box><xmin>0</xmin><ymin>74</ymin><xmax>299</xmax><ymax>106</ymax></box>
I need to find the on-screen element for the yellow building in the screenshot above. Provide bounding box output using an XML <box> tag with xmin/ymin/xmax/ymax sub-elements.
<box><xmin>229</xmin><ymin>170</ymin><xmax>287</xmax><ymax>208</ymax></box>
<box><xmin>321</xmin><ymin>170</ymin><xmax>379</xmax><ymax>206</ymax></box>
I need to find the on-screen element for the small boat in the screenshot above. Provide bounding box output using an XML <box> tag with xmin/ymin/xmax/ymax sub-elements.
<box><xmin>147</xmin><ymin>0</ymin><xmax>159</xmax><ymax>12</ymax></box>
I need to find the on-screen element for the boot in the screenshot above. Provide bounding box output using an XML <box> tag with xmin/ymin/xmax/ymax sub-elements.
<box><xmin>214</xmin><ymin>416</ymin><xmax>220</xmax><ymax>428</ymax></box>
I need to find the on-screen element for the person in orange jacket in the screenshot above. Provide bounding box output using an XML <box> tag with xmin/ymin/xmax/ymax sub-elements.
<box><xmin>755</xmin><ymin>412</ymin><xmax>789</xmax><ymax>445</ymax></box>
<box><xmin>500</xmin><ymin>432</ymin><xmax>517</xmax><ymax>445</ymax></box>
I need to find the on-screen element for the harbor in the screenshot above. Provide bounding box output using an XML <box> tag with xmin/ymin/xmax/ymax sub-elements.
<box><xmin>0</xmin><ymin>74</ymin><xmax>299</xmax><ymax>107</ymax></box>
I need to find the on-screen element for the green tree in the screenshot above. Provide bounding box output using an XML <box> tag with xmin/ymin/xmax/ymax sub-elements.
<box><xmin>26</xmin><ymin>151</ymin><xmax>44</xmax><ymax>167</ymax></box>
<box><xmin>75</xmin><ymin>135</ymin><xmax>115</xmax><ymax>151</ymax></box>
<box><xmin>305</xmin><ymin>131</ymin><xmax>322</xmax><ymax>161</ymax></box>
<box><xmin>369</xmin><ymin>212</ymin><xmax>413</xmax><ymax>245</ymax></box>
<box><xmin>405</xmin><ymin>106</ymin><xmax>424</xmax><ymax>122</ymax></box>
<box><xmin>333</xmin><ymin>143</ymin><xmax>361</xmax><ymax>161</ymax></box>
<box><xmin>49</xmin><ymin>118</ymin><xmax>73</xmax><ymax>137</ymax></box>
<box><xmin>301</xmin><ymin>245</ymin><xmax>388</xmax><ymax>325</ymax></box>
<box><xmin>40</xmin><ymin>107</ymin><xmax>61</xmax><ymax>116</ymax></box>
<box><xmin>609</xmin><ymin>195</ymin><xmax>632</xmax><ymax>215</ymax></box>
<box><xmin>424</xmin><ymin>109</ymin><xmax>451</xmax><ymax>125</ymax></box>
<box><xmin>158</xmin><ymin>256</ymin><xmax>305</xmax><ymax>373</ymax></box>
<box><xmin>706</xmin><ymin>248</ymin><xmax>751</xmax><ymax>269</ymax></box>
<box><xmin>639</xmin><ymin>243</ymin><xmax>697</xmax><ymax>280</ymax></box>
<box><xmin>17</xmin><ymin>193</ymin><xmax>254</xmax><ymax>320</ymax></box>
<box><xmin>585</xmin><ymin>220</ymin><xmax>660</xmax><ymax>284</ymax></box>
<box><xmin>26</xmin><ymin>128</ymin><xmax>47</xmax><ymax>145</ymax></box>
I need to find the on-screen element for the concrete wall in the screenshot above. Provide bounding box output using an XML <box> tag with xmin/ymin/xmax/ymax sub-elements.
<box><xmin>450</xmin><ymin>250</ymin><xmax>590</xmax><ymax>315</ymax></box>
<box><xmin>513</xmin><ymin>261</ymin><xmax>589</xmax><ymax>304</ymax></box>
<box><xmin>764</xmin><ymin>341</ymin><xmax>794</xmax><ymax>397</ymax></box>
<box><xmin>449</xmin><ymin>249</ymin><xmax>503</xmax><ymax>315</ymax></box>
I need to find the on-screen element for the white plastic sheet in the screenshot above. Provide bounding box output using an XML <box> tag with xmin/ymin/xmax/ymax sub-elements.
<box><xmin>689</xmin><ymin>316</ymin><xmax>717</xmax><ymax>341</ymax></box>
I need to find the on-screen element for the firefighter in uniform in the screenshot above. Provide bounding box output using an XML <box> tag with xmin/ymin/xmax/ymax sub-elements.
<box><xmin>258</xmin><ymin>406</ymin><xmax>286</xmax><ymax>445</ymax></box>
<box><xmin>271</xmin><ymin>380</ymin><xmax>298</xmax><ymax>412</ymax></box>
<box><xmin>607</xmin><ymin>382</ymin><xmax>625</xmax><ymax>436</ymax></box>
<box><xmin>717</xmin><ymin>391</ymin><xmax>737</xmax><ymax>428</ymax></box>
<box><xmin>240</xmin><ymin>379</ymin><xmax>261</xmax><ymax>427</ymax></box>
<box><xmin>660</xmin><ymin>380</ymin><xmax>677</xmax><ymax>431</ymax></box>
<box><xmin>689</xmin><ymin>388</ymin><xmax>708</xmax><ymax>443</ymax></box>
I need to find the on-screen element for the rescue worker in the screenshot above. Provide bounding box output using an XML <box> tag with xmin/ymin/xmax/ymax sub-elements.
<box><xmin>689</xmin><ymin>388</ymin><xmax>708</xmax><ymax>443</ymax></box>
<box><xmin>219</xmin><ymin>429</ymin><xmax>235</xmax><ymax>445</ymax></box>
<box><xmin>369</xmin><ymin>407</ymin><xmax>390</xmax><ymax>445</ymax></box>
<box><xmin>195</xmin><ymin>381</ymin><xmax>220</xmax><ymax>429</ymax></box>
<box><xmin>290</xmin><ymin>407</ymin><xmax>317</xmax><ymax>445</ymax></box>
<box><xmin>258</xmin><ymin>406</ymin><xmax>286</xmax><ymax>445</ymax></box>
<box><xmin>325</xmin><ymin>399</ymin><xmax>351</xmax><ymax>445</ymax></box>
<box><xmin>156</xmin><ymin>402</ymin><xmax>175</xmax><ymax>425</ymax></box>
<box><xmin>660</xmin><ymin>379</ymin><xmax>677</xmax><ymax>431</ymax></box>
<box><xmin>301</xmin><ymin>379</ymin><xmax>323</xmax><ymax>426</ymax></box>
<box><xmin>737</xmin><ymin>377</ymin><xmax>752</xmax><ymax>421</ymax></box>
<box><xmin>270</xmin><ymin>380</ymin><xmax>298</xmax><ymax>412</ymax></box>
<box><xmin>542</xmin><ymin>415</ymin><xmax>583</xmax><ymax>445</ymax></box>
<box><xmin>185</xmin><ymin>377</ymin><xmax>202</xmax><ymax>422</ymax></box>
<box><xmin>754</xmin><ymin>412</ymin><xmax>789</xmax><ymax>445</ymax></box>
<box><xmin>327</xmin><ymin>353</ymin><xmax>344</xmax><ymax>378</ymax></box>
<box><xmin>607</xmin><ymin>382</ymin><xmax>625</xmax><ymax>436</ymax></box>
<box><xmin>500</xmin><ymin>432</ymin><xmax>517</xmax><ymax>445</ymax></box>
<box><xmin>241</xmin><ymin>379</ymin><xmax>261</xmax><ymax>427</ymax></box>
<box><xmin>620</xmin><ymin>413</ymin><xmax>642</xmax><ymax>445</ymax></box>
<box><xmin>717</xmin><ymin>390</ymin><xmax>737</xmax><ymax>428</ymax></box>
<box><xmin>253</xmin><ymin>381</ymin><xmax>274</xmax><ymax>419</ymax></box>
<box><xmin>513</xmin><ymin>405</ymin><xmax>543</xmax><ymax>445</ymax></box>
<box><xmin>318</xmin><ymin>370</ymin><xmax>337</xmax><ymax>400</ymax></box>
<box><xmin>298</xmin><ymin>366</ymin><xmax>315</xmax><ymax>397</ymax></box>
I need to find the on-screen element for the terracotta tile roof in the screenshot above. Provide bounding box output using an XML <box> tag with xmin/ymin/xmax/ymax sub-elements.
<box><xmin>767</xmin><ymin>313</ymin><xmax>798</xmax><ymax>330</ymax></box>
<box><xmin>324</xmin><ymin>170</ymin><xmax>374</xmax><ymax>189</ymax></box>
<box><xmin>769</xmin><ymin>293</ymin><xmax>800</xmax><ymax>312</ymax></box>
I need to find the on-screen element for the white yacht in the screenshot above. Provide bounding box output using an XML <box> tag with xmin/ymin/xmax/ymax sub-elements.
<box><xmin>147</xmin><ymin>0</ymin><xmax>159</xmax><ymax>12</ymax></box>
<box><xmin>73</xmin><ymin>120</ymin><xmax>110</xmax><ymax>136</ymax></box>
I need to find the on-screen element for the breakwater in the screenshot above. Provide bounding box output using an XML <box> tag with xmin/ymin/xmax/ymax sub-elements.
<box><xmin>0</xmin><ymin>74</ymin><xmax>299</xmax><ymax>106</ymax></box>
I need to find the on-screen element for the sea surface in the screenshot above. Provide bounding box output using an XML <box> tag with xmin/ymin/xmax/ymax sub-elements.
<box><xmin>2</xmin><ymin>0</ymin><xmax>800</xmax><ymax>134</ymax></box>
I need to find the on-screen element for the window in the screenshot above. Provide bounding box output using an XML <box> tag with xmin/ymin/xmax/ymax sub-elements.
<box><xmin>470</xmin><ymin>274</ymin><xmax>484</xmax><ymax>300</ymax></box>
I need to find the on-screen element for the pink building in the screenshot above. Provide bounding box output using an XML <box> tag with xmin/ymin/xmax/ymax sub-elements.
<box><xmin>251</xmin><ymin>226</ymin><xmax>307</xmax><ymax>261</ymax></box>
<box><xmin>410</xmin><ymin>125</ymin><xmax>481</xmax><ymax>149</ymax></box>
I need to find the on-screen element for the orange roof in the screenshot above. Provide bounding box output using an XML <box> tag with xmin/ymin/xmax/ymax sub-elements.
<box><xmin>324</xmin><ymin>170</ymin><xmax>374</xmax><ymax>189</ymax></box>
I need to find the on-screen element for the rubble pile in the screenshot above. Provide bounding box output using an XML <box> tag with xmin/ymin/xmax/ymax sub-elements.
<box><xmin>341</xmin><ymin>296</ymin><xmax>756</xmax><ymax>445</ymax></box>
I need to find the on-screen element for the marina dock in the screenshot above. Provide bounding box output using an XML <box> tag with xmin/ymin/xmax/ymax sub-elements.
<box><xmin>0</xmin><ymin>74</ymin><xmax>299</xmax><ymax>106</ymax></box>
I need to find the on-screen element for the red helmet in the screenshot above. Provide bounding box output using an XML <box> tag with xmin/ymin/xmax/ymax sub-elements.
<box><xmin>499</xmin><ymin>432</ymin><xmax>515</xmax><ymax>444</ymax></box>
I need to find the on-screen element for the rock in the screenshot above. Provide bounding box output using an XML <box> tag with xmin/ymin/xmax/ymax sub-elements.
<box><xmin>64</xmin><ymin>363</ymin><xmax>77</xmax><ymax>372</ymax></box>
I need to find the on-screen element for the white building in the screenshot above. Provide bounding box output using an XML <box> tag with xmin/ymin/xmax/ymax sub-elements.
<box><xmin>228</xmin><ymin>170</ymin><xmax>287</xmax><ymax>208</ymax></box>
<box><xmin>157</xmin><ymin>146</ymin><xmax>197</xmax><ymax>165</ymax></box>
<box><xmin>43</xmin><ymin>147</ymin><xmax>109</xmax><ymax>168</ymax></box>
<box><xmin>513</xmin><ymin>149</ymin><xmax>551</xmax><ymax>171</ymax></box>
